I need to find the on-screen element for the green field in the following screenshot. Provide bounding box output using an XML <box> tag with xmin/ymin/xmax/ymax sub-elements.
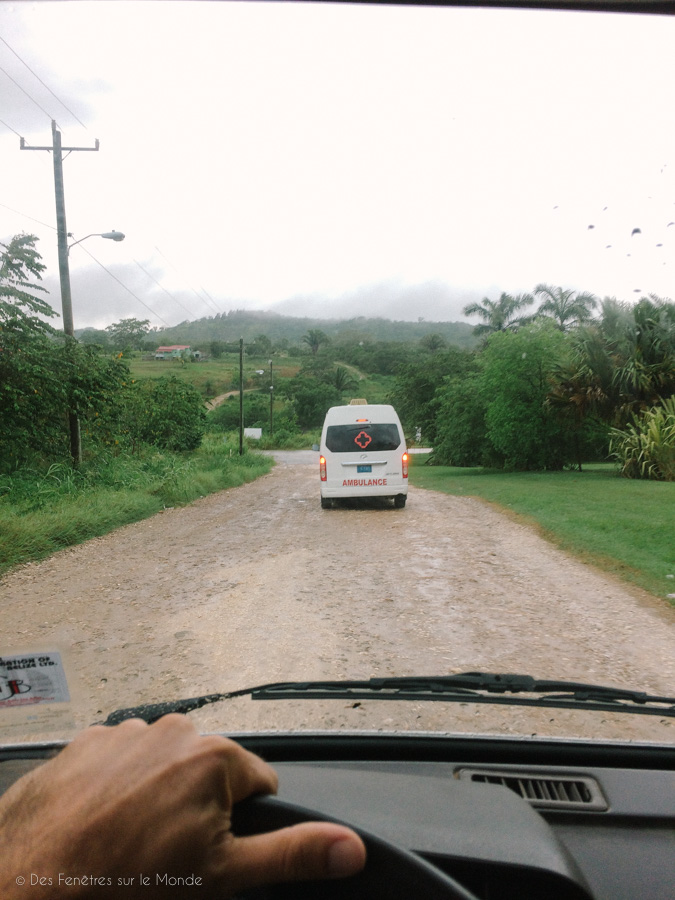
<box><xmin>409</xmin><ymin>459</ymin><xmax>675</xmax><ymax>603</ymax></box>
<box><xmin>127</xmin><ymin>355</ymin><xmax>394</xmax><ymax>403</ymax></box>
<box><xmin>127</xmin><ymin>355</ymin><xmax>301</xmax><ymax>399</ymax></box>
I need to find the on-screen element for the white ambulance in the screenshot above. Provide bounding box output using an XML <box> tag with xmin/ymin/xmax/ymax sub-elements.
<box><xmin>319</xmin><ymin>401</ymin><xmax>409</xmax><ymax>509</ymax></box>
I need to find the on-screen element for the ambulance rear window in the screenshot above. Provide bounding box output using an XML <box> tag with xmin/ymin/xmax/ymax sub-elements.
<box><xmin>325</xmin><ymin>424</ymin><xmax>402</xmax><ymax>452</ymax></box>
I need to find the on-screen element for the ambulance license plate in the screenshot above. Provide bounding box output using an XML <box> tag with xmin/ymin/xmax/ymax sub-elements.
<box><xmin>357</xmin><ymin>465</ymin><xmax>372</xmax><ymax>473</ymax></box>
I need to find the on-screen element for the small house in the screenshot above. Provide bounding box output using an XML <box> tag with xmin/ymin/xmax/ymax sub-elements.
<box><xmin>154</xmin><ymin>345</ymin><xmax>200</xmax><ymax>360</ymax></box>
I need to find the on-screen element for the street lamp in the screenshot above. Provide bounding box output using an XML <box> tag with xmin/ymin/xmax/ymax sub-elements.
<box><xmin>68</xmin><ymin>230</ymin><xmax>125</xmax><ymax>254</ymax></box>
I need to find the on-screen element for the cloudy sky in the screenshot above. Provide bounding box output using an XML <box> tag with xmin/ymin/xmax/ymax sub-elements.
<box><xmin>1</xmin><ymin>1</ymin><xmax>675</xmax><ymax>330</ymax></box>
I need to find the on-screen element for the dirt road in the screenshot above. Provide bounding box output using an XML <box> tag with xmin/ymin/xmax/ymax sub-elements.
<box><xmin>2</xmin><ymin>453</ymin><xmax>674</xmax><ymax>742</ymax></box>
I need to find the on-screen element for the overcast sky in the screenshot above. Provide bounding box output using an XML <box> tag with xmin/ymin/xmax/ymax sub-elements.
<box><xmin>1</xmin><ymin>1</ymin><xmax>675</xmax><ymax>330</ymax></box>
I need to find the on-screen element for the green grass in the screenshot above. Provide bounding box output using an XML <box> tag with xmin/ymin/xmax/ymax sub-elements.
<box><xmin>0</xmin><ymin>436</ymin><xmax>273</xmax><ymax>577</ymax></box>
<box><xmin>128</xmin><ymin>356</ymin><xmax>291</xmax><ymax>398</ymax></box>
<box><xmin>409</xmin><ymin>459</ymin><xmax>675</xmax><ymax>603</ymax></box>
<box><xmin>128</xmin><ymin>354</ymin><xmax>395</xmax><ymax>404</ymax></box>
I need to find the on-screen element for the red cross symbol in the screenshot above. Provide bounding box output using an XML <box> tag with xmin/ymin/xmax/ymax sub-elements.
<box><xmin>354</xmin><ymin>431</ymin><xmax>372</xmax><ymax>449</ymax></box>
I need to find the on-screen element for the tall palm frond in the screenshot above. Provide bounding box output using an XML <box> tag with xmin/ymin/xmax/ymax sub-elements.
<box><xmin>462</xmin><ymin>292</ymin><xmax>535</xmax><ymax>339</ymax></box>
<box><xmin>534</xmin><ymin>284</ymin><xmax>598</xmax><ymax>331</ymax></box>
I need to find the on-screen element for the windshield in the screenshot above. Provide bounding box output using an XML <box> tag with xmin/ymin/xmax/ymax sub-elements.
<box><xmin>0</xmin><ymin>0</ymin><xmax>673</xmax><ymax>749</ymax></box>
<box><xmin>325</xmin><ymin>424</ymin><xmax>403</xmax><ymax>453</ymax></box>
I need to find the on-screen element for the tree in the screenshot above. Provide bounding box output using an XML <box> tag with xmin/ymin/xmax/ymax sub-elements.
<box><xmin>79</xmin><ymin>328</ymin><xmax>111</xmax><ymax>347</ymax></box>
<box><xmin>549</xmin><ymin>296</ymin><xmax>675</xmax><ymax>430</ymax></box>
<box><xmin>533</xmin><ymin>283</ymin><xmax>598</xmax><ymax>331</ymax></box>
<box><xmin>481</xmin><ymin>323</ymin><xmax>573</xmax><ymax>470</ymax></box>
<box><xmin>462</xmin><ymin>292</ymin><xmax>535</xmax><ymax>340</ymax></box>
<box><xmin>389</xmin><ymin>348</ymin><xmax>476</xmax><ymax>445</ymax></box>
<box><xmin>247</xmin><ymin>334</ymin><xmax>273</xmax><ymax>357</ymax></box>
<box><xmin>302</xmin><ymin>329</ymin><xmax>330</xmax><ymax>356</ymax></box>
<box><xmin>433</xmin><ymin>368</ymin><xmax>492</xmax><ymax>466</ymax></box>
<box><xmin>105</xmin><ymin>318</ymin><xmax>151</xmax><ymax>350</ymax></box>
<box><xmin>329</xmin><ymin>340</ymin><xmax>413</xmax><ymax>376</ymax></box>
<box><xmin>286</xmin><ymin>373</ymin><xmax>340</xmax><ymax>429</ymax></box>
<box><xmin>419</xmin><ymin>333</ymin><xmax>447</xmax><ymax>353</ymax></box>
<box><xmin>330</xmin><ymin>366</ymin><xmax>358</xmax><ymax>395</ymax></box>
<box><xmin>614</xmin><ymin>296</ymin><xmax>675</xmax><ymax>415</ymax></box>
<box><xmin>0</xmin><ymin>236</ymin><xmax>64</xmax><ymax>467</ymax></box>
<box><xmin>0</xmin><ymin>234</ymin><xmax>55</xmax><ymax>338</ymax></box>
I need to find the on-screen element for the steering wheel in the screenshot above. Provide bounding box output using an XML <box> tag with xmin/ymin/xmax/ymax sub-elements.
<box><xmin>231</xmin><ymin>794</ymin><xmax>480</xmax><ymax>900</ymax></box>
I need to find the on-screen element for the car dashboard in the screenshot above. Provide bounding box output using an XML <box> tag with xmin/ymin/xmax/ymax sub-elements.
<box><xmin>2</xmin><ymin>732</ymin><xmax>673</xmax><ymax>900</ymax></box>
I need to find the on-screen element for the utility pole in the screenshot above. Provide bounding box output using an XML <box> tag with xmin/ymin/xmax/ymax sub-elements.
<box><xmin>21</xmin><ymin>121</ymin><xmax>100</xmax><ymax>465</ymax></box>
<box><xmin>239</xmin><ymin>338</ymin><xmax>244</xmax><ymax>456</ymax></box>
<box><xmin>269</xmin><ymin>358</ymin><xmax>274</xmax><ymax>438</ymax></box>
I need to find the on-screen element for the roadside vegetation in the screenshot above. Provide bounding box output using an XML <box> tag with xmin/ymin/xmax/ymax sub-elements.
<box><xmin>0</xmin><ymin>436</ymin><xmax>272</xmax><ymax>577</ymax></box>
<box><xmin>2</xmin><ymin>233</ymin><xmax>673</xmax><ymax>591</ymax></box>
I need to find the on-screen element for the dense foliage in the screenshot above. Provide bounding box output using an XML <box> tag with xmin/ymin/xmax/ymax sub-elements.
<box><xmin>0</xmin><ymin>237</ymin><xmax>206</xmax><ymax>470</ymax></box>
<box><xmin>609</xmin><ymin>397</ymin><xmax>675</xmax><ymax>481</ymax></box>
<box><xmin>3</xmin><ymin>235</ymin><xmax>673</xmax><ymax>480</ymax></box>
<box><xmin>402</xmin><ymin>293</ymin><xmax>675</xmax><ymax>475</ymax></box>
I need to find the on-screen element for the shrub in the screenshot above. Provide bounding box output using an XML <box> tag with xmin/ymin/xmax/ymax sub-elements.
<box><xmin>609</xmin><ymin>396</ymin><xmax>675</xmax><ymax>481</ymax></box>
<box><xmin>114</xmin><ymin>376</ymin><xmax>206</xmax><ymax>452</ymax></box>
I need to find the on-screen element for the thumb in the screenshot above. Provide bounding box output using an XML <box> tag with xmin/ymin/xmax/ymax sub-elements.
<box><xmin>220</xmin><ymin>822</ymin><xmax>366</xmax><ymax>893</ymax></box>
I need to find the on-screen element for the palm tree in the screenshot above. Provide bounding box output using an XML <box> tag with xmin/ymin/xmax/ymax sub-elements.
<box><xmin>419</xmin><ymin>333</ymin><xmax>447</xmax><ymax>353</ymax></box>
<box><xmin>533</xmin><ymin>284</ymin><xmax>598</xmax><ymax>331</ymax></box>
<box><xmin>462</xmin><ymin>292</ymin><xmax>535</xmax><ymax>339</ymax></box>
<box><xmin>331</xmin><ymin>366</ymin><xmax>358</xmax><ymax>394</ymax></box>
<box><xmin>302</xmin><ymin>329</ymin><xmax>330</xmax><ymax>356</ymax></box>
<box><xmin>547</xmin><ymin>296</ymin><xmax>675</xmax><ymax>431</ymax></box>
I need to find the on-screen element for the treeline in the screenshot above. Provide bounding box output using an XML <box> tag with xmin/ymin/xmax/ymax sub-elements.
<box><xmin>3</xmin><ymin>234</ymin><xmax>674</xmax><ymax>480</ymax></box>
<box><xmin>78</xmin><ymin>310</ymin><xmax>477</xmax><ymax>351</ymax></box>
<box><xmin>391</xmin><ymin>290</ymin><xmax>675</xmax><ymax>479</ymax></box>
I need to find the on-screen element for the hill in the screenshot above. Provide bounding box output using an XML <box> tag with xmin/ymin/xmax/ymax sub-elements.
<box><xmin>141</xmin><ymin>310</ymin><xmax>477</xmax><ymax>349</ymax></box>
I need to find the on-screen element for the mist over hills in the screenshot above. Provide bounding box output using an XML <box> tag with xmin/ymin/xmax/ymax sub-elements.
<box><xmin>132</xmin><ymin>309</ymin><xmax>477</xmax><ymax>349</ymax></box>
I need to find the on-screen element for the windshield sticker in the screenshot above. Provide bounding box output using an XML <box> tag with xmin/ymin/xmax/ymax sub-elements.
<box><xmin>354</xmin><ymin>431</ymin><xmax>372</xmax><ymax>449</ymax></box>
<box><xmin>0</xmin><ymin>652</ymin><xmax>70</xmax><ymax>709</ymax></box>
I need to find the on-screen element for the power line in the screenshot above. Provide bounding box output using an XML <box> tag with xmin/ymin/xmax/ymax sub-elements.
<box><xmin>0</xmin><ymin>116</ymin><xmax>23</xmax><ymax>138</ymax></box>
<box><xmin>133</xmin><ymin>259</ymin><xmax>197</xmax><ymax>320</ymax></box>
<box><xmin>0</xmin><ymin>201</ymin><xmax>56</xmax><ymax>231</ymax></box>
<box><xmin>0</xmin><ymin>35</ymin><xmax>88</xmax><ymax>130</ymax></box>
<box><xmin>153</xmin><ymin>245</ymin><xmax>223</xmax><ymax>315</ymax></box>
<box><xmin>0</xmin><ymin>62</ymin><xmax>56</xmax><ymax>123</ymax></box>
<box><xmin>79</xmin><ymin>244</ymin><xmax>173</xmax><ymax>328</ymax></box>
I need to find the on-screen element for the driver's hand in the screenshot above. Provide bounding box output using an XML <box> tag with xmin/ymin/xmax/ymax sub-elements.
<box><xmin>0</xmin><ymin>715</ymin><xmax>366</xmax><ymax>898</ymax></box>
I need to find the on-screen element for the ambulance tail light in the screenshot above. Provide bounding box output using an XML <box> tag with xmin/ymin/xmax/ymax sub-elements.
<box><xmin>320</xmin><ymin>456</ymin><xmax>327</xmax><ymax>481</ymax></box>
<box><xmin>402</xmin><ymin>452</ymin><xmax>409</xmax><ymax>478</ymax></box>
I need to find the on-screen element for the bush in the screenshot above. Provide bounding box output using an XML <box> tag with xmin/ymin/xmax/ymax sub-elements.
<box><xmin>113</xmin><ymin>376</ymin><xmax>206</xmax><ymax>452</ymax></box>
<box><xmin>207</xmin><ymin>392</ymin><xmax>271</xmax><ymax>431</ymax></box>
<box><xmin>609</xmin><ymin>397</ymin><xmax>675</xmax><ymax>481</ymax></box>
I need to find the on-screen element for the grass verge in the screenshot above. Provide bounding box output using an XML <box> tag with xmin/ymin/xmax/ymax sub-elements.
<box><xmin>0</xmin><ymin>435</ymin><xmax>273</xmax><ymax>577</ymax></box>
<box><xmin>409</xmin><ymin>459</ymin><xmax>675</xmax><ymax>603</ymax></box>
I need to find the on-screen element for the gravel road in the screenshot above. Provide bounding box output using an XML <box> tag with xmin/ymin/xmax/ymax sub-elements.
<box><xmin>2</xmin><ymin>453</ymin><xmax>673</xmax><ymax>743</ymax></box>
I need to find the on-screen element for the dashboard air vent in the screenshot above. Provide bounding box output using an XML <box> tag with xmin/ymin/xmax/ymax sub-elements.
<box><xmin>456</xmin><ymin>768</ymin><xmax>608</xmax><ymax>811</ymax></box>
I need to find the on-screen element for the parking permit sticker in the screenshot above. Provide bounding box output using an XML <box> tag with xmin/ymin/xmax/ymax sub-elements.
<box><xmin>0</xmin><ymin>651</ymin><xmax>74</xmax><ymax>738</ymax></box>
<box><xmin>0</xmin><ymin>652</ymin><xmax>70</xmax><ymax>707</ymax></box>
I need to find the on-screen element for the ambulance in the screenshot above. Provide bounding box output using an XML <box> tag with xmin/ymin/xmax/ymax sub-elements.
<box><xmin>318</xmin><ymin>401</ymin><xmax>409</xmax><ymax>509</ymax></box>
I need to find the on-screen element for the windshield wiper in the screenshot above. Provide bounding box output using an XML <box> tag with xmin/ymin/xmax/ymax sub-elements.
<box><xmin>100</xmin><ymin>672</ymin><xmax>675</xmax><ymax>725</ymax></box>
